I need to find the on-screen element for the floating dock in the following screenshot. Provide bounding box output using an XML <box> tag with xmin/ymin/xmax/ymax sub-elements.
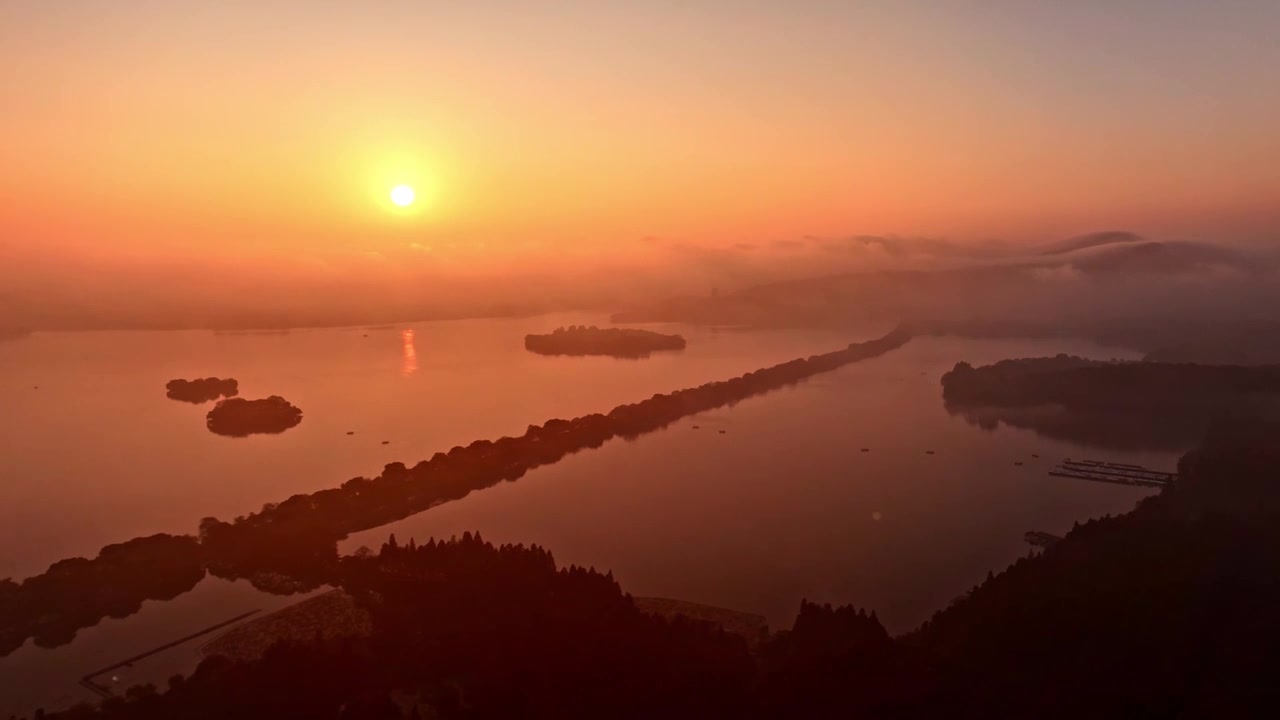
<box><xmin>79</xmin><ymin>609</ymin><xmax>261</xmax><ymax>697</ymax></box>
<box><xmin>1049</xmin><ymin>459</ymin><xmax>1175</xmax><ymax>488</ymax></box>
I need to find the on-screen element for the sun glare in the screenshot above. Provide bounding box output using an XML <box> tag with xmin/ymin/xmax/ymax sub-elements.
<box><xmin>390</xmin><ymin>184</ymin><xmax>416</xmax><ymax>207</ymax></box>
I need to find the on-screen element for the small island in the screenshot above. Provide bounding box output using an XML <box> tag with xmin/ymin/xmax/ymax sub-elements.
<box><xmin>525</xmin><ymin>325</ymin><xmax>687</xmax><ymax>358</ymax></box>
<box><xmin>206</xmin><ymin>396</ymin><xmax>303</xmax><ymax>437</ymax></box>
<box><xmin>166</xmin><ymin>377</ymin><xmax>239</xmax><ymax>404</ymax></box>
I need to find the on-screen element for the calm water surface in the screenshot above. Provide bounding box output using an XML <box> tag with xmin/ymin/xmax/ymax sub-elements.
<box><xmin>0</xmin><ymin>317</ymin><xmax>1167</xmax><ymax>715</ymax></box>
<box><xmin>0</xmin><ymin>314</ymin><xmax>854</xmax><ymax>580</ymax></box>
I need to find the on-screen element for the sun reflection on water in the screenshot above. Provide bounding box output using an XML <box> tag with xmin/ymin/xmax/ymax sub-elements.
<box><xmin>401</xmin><ymin>329</ymin><xmax>418</xmax><ymax>376</ymax></box>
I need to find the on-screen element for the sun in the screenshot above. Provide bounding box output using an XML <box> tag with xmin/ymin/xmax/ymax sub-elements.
<box><xmin>390</xmin><ymin>184</ymin><xmax>416</xmax><ymax>207</ymax></box>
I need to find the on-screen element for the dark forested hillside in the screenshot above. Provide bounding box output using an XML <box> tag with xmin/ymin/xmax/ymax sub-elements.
<box><xmin>40</xmin><ymin>417</ymin><xmax>1280</xmax><ymax>719</ymax></box>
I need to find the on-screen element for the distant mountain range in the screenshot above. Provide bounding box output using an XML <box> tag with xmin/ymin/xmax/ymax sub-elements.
<box><xmin>1037</xmin><ymin>231</ymin><xmax>1247</xmax><ymax>274</ymax></box>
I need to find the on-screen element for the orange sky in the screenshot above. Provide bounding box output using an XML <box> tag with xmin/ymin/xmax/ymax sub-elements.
<box><xmin>2</xmin><ymin>1</ymin><xmax>1278</xmax><ymax>273</ymax></box>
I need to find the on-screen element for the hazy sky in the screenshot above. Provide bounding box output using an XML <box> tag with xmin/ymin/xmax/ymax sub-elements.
<box><xmin>2</xmin><ymin>0</ymin><xmax>1278</xmax><ymax>272</ymax></box>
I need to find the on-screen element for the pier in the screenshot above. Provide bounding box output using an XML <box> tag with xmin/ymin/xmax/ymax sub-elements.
<box><xmin>1049</xmin><ymin>459</ymin><xmax>1174</xmax><ymax>488</ymax></box>
<box><xmin>79</xmin><ymin>609</ymin><xmax>261</xmax><ymax>697</ymax></box>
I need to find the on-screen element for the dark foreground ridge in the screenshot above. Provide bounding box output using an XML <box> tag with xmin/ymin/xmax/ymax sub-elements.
<box><xmin>35</xmin><ymin>418</ymin><xmax>1280</xmax><ymax>718</ymax></box>
<box><xmin>165</xmin><ymin>377</ymin><xmax>239</xmax><ymax>404</ymax></box>
<box><xmin>524</xmin><ymin>325</ymin><xmax>687</xmax><ymax>358</ymax></box>
<box><xmin>206</xmin><ymin>396</ymin><xmax>304</xmax><ymax>437</ymax></box>
<box><xmin>0</xmin><ymin>327</ymin><xmax>912</xmax><ymax>656</ymax></box>
<box><xmin>940</xmin><ymin>354</ymin><xmax>1280</xmax><ymax>451</ymax></box>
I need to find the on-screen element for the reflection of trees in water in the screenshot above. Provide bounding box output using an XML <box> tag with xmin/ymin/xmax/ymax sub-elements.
<box><xmin>0</xmin><ymin>535</ymin><xmax>205</xmax><ymax>657</ymax></box>
<box><xmin>940</xmin><ymin>356</ymin><xmax>1280</xmax><ymax>453</ymax></box>
<box><xmin>2</xmin><ymin>328</ymin><xmax>913</xmax><ymax>656</ymax></box>
<box><xmin>945</xmin><ymin>402</ymin><xmax>1211</xmax><ymax>453</ymax></box>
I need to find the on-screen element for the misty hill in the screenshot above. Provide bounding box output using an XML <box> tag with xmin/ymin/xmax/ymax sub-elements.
<box><xmin>525</xmin><ymin>325</ymin><xmax>686</xmax><ymax>358</ymax></box>
<box><xmin>1056</xmin><ymin>238</ymin><xmax>1246</xmax><ymax>275</ymax></box>
<box><xmin>1037</xmin><ymin>230</ymin><xmax>1144</xmax><ymax>256</ymax></box>
<box><xmin>613</xmin><ymin>234</ymin><xmax>1275</xmax><ymax>358</ymax></box>
<box><xmin>1027</xmin><ymin>230</ymin><xmax>1239</xmax><ymax>271</ymax></box>
<box><xmin>613</xmin><ymin>265</ymin><xmax>1026</xmax><ymax>329</ymax></box>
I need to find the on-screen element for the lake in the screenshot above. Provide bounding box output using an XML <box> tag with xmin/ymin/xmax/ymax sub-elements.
<box><xmin>0</xmin><ymin>316</ymin><xmax>1168</xmax><ymax>716</ymax></box>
